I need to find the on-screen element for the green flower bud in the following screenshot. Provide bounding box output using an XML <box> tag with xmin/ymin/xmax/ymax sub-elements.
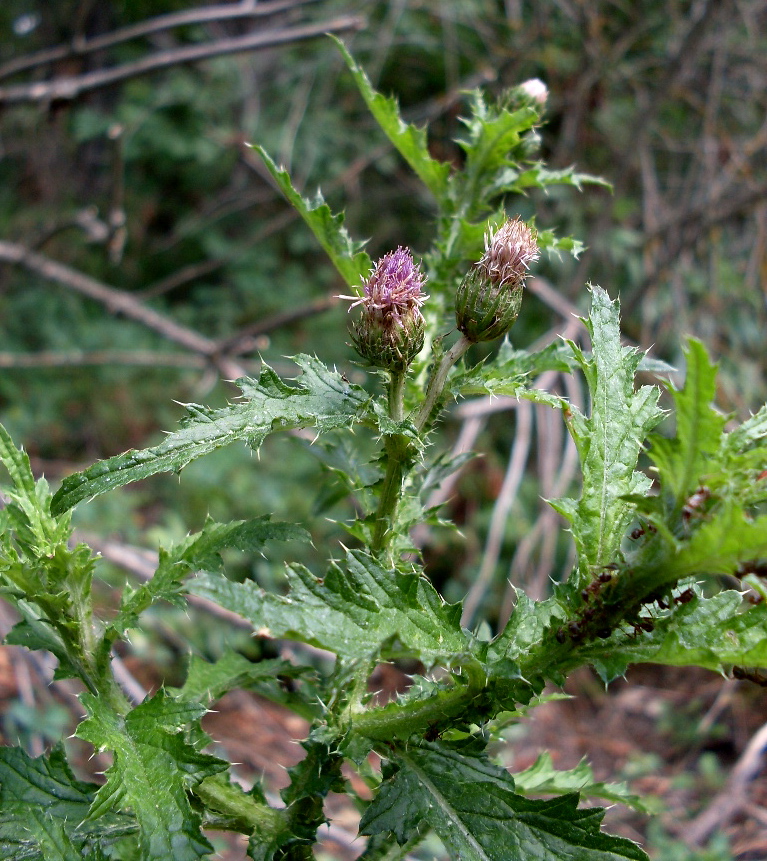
<box><xmin>340</xmin><ymin>247</ymin><xmax>427</xmax><ymax>372</ymax></box>
<box><xmin>455</xmin><ymin>218</ymin><xmax>539</xmax><ymax>343</ymax></box>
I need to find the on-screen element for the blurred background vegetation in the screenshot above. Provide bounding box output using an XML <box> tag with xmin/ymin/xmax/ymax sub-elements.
<box><xmin>0</xmin><ymin>2</ymin><xmax>766</xmax><ymax>856</ymax></box>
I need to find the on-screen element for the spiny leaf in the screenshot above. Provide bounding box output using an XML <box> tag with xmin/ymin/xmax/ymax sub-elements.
<box><xmin>51</xmin><ymin>356</ymin><xmax>372</xmax><ymax>514</ymax></box>
<box><xmin>191</xmin><ymin>549</ymin><xmax>468</xmax><ymax>663</ymax></box>
<box><xmin>453</xmin><ymin>340</ymin><xmax>575</xmax><ymax>399</ymax></box>
<box><xmin>514</xmin><ymin>165</ymin><xmax>611</xmax><ymax>193</ymax></box>
<box><xmin>359</xmin><ymin>738</ymin><xmax>648</xmax><ymax>861</ymax></box>
<box><xmin>76</xmin><ymin>691</ymin><xmax>226</xmax><ymax>861</ymax></box>
<box><xmin>252</xmin><ymin>144</ymin><xmax>371</xmax><ymax>289</ymax></box>
<box><xmin>333</xmin><ymin>36</ymin><xmax>451</xmax><ymax>201</ymax></box>
<box><xmin>671</xmin><ymin>505</ymin><xmax>767</xmax><ymax>580</ymax></box>
<box><xmin>0</xmin><ymin>422</ymin><xmax>71</xmax><ymax>553</ymax></box>
<box><xmin>720</xmin><ymin>402</ymin><xmax>767</xmax><ymax>459</ymax></box>
<box><xmin>0</xmin><ymin>422</ymin><xmax>36</xmax><ymax>498</ymax></box>
<box><xmin>0</xmin><ymin>745</ymin><xmax>136</xmax><ymax>860</ymax></box>
<box><xmin>491</xmin><ymin>592</ymin><xmax>566</xmax><ymax>663</ymax></box>
<box><xmin>549</xmin><ymin>287</ymin><xmax>664</xmax><ymax>575</ymax></box>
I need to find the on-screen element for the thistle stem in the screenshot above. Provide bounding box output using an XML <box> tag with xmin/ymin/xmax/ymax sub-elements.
<box><xmin>388</xmin><ymin>369</ymin><xmax>406</xmax><ymax>423</ymax></box>
<box><xmin>370</xmin><ymin>370</ymin><xmax>409</xmax><ymax>556</ymax></box>
<box><xmin>414</xmin><ymin>334</ymin><xmax>473</xmax><ymax>432</ymax></box>
<box><xmin>370</xmin><ymin>338</ymin><xmax>473</xmax><ymax>558</ymax></box>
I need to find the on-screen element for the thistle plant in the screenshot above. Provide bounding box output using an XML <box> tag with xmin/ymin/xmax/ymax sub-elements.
<box><xmin>2</xmin><ymin>40</ymin><xmax>767</xmax><ymax>861</ymax></box>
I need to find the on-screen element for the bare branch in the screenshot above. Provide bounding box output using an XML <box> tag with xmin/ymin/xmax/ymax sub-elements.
<box><xmin>0</xmin><ymin>16</ymin><xmax>364</xmax><ymax>105</ymax></box>
<box><xmin>686</xmin><ymin>718</ymin><xmax>767</xmax><ymax>845</ymax></box>
<box><xmin>0</xmin><ymin>0</ymin><xmax>324</xmax><ymax>81</ymax></box>
<box><xmin>0</xmin><ymin>240</ymin><xmax>245</xmax><ymax>378</ymax></box>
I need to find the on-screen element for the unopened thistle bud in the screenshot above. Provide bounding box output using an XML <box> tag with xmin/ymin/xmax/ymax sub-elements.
<box><xmin>340</xmin><ymin>247</ymin><xmax>427</xmax><ymax>372</ymax></box>
<box><xmin>455</xmin><ymin>218</ymin><xmax>539</xmax><ymax>343</ymax></box>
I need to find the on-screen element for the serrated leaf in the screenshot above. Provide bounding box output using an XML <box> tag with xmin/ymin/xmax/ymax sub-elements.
<box><xmin>491</xmin><ymin>592</ymin><xmax>566</xmax><ymax>662</ymax></box>
<box><xmin>76</xmin><ymin>691</ymin><xmax>226</xmax><ymax>861</ymax></box>
<box><xmin>721</xmin><ymin>402</ymin><xmax>767</xmax><ymax>457</ymax></box>
<box><xmin>513</xmin><ymin>752</ymin><xmax>655</xmax><ymax>814</ymax></box>
<box><xmin>0</xmin><ymin>745</ymin><xmax>136</xmax><ymax>860</ymax></box>
<box><xmin>514</xmin><ymin>165</ymin><xmax>612</xmax><ymax>193</ymax></box>
<box><xmin>333</xmin><ymin>37</ymin><xmax>451</xmax><ymax>201</ymax></box>
<box><xmin>51</xmin><ymin>356</ymin><xmax>372</xmax><ymax>514</ymax></box>
<box><xmin>458</xmin><ymin>96</ymin><xmax>538</xmax><ymax>185</ymax></box>
<box><xmin>551</xmin><ymin>287</ymin><xmax>664</xmax><ymax>574</ymax></box>
<box><xmin>191</xmin><ymin>549</ymin><xmax>468</xmax><ymax>662</ymax></box>
<box><xmin>253</xmin><ymin>144</ymin><xmax>371</xmax><ymax>288</ymax></box>
<box><xmin>647</xmin><ymin>339</ymin><xmax>726</xmax><ymax>515</ymax></box>
<box><xmin>0</xmin><ymin>422</ymin><xmax>72</xmax><ymax>555</ymax></box>
<box><xmin>671</xmin><ymin>505</ymin><xmax>767</xmax><ymax>580</ymax></box>
<box><xmin>359</xmin><ymin>738</ymin><xmax>648</xmax><ymax>861</ymax></box>
<box><xmin>537</xmin><ymin>229</ymin><xmax>587</xmax><ymax>259</ymax></box>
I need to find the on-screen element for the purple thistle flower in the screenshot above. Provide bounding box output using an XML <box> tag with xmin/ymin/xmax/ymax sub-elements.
<box><xmin>340</xmin><ymin>247</ymin><xmax>428</xmax><ymax>371</ymax></box>
<box><xmin>342</xmin><ymin>247</ymin><xmax>427</xmax><ymax>326</ymax></box>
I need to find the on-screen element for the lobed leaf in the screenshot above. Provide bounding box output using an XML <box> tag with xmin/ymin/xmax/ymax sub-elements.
<box><xmin>0</xmin><ymin>422</ymin><xmax>71</xmax><ymax>555</ymax></box>
<box><xmin>453</xmin><ymin>340</ymin><xmax>575</xmax><ymax>400</ymax></box>
<box><xmin>579</xmin><ymin>588</ymin><xmax>767</xmax><ymax>682</ymax></box>
<box><xmin>647</xmin><ymin>339</ymin><xmax>726</xmax><ymax>516</ymax></box>
<box><xmin>550</xmin><ymin>287</ymin><xmax>664</xmax><ymax>575</ymax></box>
<box><xmin>0</xmin><ymin>745</ymin><xmax>136</xmax><ymax>860</ymax></box>
<box><xmin>51</xmin><ymin>356</ymin><xmax>372</xmax><ymax>515</ymax></box>
<box><xmin>513</xmin><ymin>752</ymin><xmax>655</xmax><ymax>814</ymax></box>
<box><xmin>175</xmin><ymin>652</ymin><xmax>316</xmax><ymax>719</ymax></box>
<box><xmin>112</xmin><ymin>515</ymin><xmax>309</xmax><ymax>637</ymax></box>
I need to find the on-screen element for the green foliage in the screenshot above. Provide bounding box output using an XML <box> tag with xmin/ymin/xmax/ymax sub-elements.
<box><xmin>76</xmin><ymin>692</ymin><xmax>225</xmax><ymax>861</ymax></box>
<box><xmin>0</xmin><ymin>745</ymin><xmax>136</xmax><ymax>860</ymax></box>
<box><xmin>332</xmin><ymin>37</ymin><xmax>452</xmax><ymax>202</ymax></box>
<box><xmin>360</xmin><ymin>738</ymin><xmax>646</xmax><ymax>861</ymax></box>
<box><xmin>548</xmin><ymin>287</ymin><xmax>664</xmax><ymax>580</ymax></box>
<box><xmin>253</xmin><ymin>144</ymin><xmax>372</xmax><ymax>290</ymax></box>
<box><xmin>2</xmin><ymin>38</ymin><xmax>767</xmax><ymax>861</ymax></box>
<box><xmin>192</xmin><ymin>549</ymin><xmax>467</xmax><ymax>663</ymax></box>
<box><xmin>512</xmin><ymin>752</ymin><xmax>655</xmax><ymax>814</ymax></box>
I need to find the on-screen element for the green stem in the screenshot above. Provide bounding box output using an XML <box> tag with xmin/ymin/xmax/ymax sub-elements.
<box><xmin>196</xmin><ymin>774</ymin><xmax>288</xmax><ymax>836</ymax></box>
<box><xmin>351</xmin><ymin>659</ymin><xmax>487</xmax><ymax>740</ymax></box>
<box><xmin>414</xmin><ymin>334</ymin><xmax>473</xmax><ymax>433</ymax></box>
<box><xmin>388</xmin><ymin>369</ymin><xmax>406</xmax><ymax>423</ymax></box>
<box><xmin>371</xmin><ymin>340</ymin><xmax>474</xmax><ymax>557</ymax></box>
<box><xmin>370</xmin><ymin>370</ymin><xmax>410</xmax><ymax>556</ymax></box>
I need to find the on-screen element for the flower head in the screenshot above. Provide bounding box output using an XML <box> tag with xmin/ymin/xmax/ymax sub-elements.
<box><xmin>455</xmin><ymin>218</ymin><xmax>538</xmax><ymax>343</ymax></box>
<box><xmin>518</xmin><ymin>78</ymin><xmax>548</xmax><ymax>107</ymax></box>
<box><xmin>341</xmin><ymin>247</ymin><xmax>428</xmax><ymax>371</ymax></box>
